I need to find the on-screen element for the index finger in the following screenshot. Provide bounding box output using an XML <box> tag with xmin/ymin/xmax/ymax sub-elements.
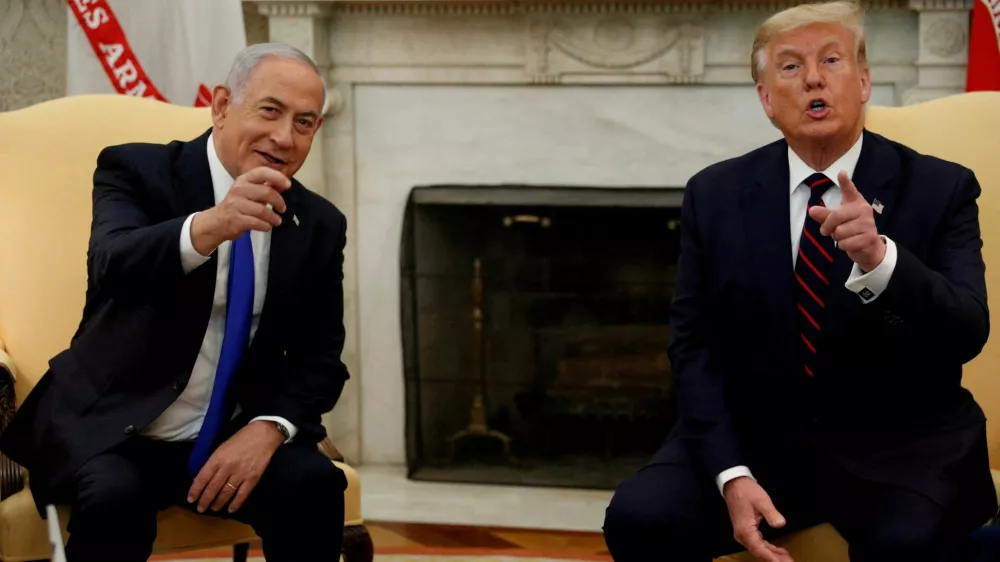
<box><xmin>243</xmin><ymin>166</ymin><xmax>292</xmax><ymax>191</ymax></box>
<box><xmin>838</xmin><ymin>170</ymin><xmax>860</xmax><ymax>203</ymax></box>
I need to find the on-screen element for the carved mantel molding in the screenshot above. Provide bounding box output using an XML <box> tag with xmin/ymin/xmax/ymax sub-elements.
<box><xmin>253</xmin><ymin>0</ymin><xmax>912</xmax><ymax>15</ymax></box>
<box><xmin>256</xmin><ymin>2</ymin><xmax>333</xmax><ymax>17</ymax></box>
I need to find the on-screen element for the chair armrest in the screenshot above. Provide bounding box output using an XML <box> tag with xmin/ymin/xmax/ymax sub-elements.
<box><xmin>0</xmin><ymin>340</ymin><xmax>24</xmax><ymax>501</ymax></box>
<box><xmin>0</xmin><ymin>341</ymin><xmax>20</xmax><ymax>423</ymax></box>
<box><xmin>0</xmin><ymin>341</ymin><xmax>26</xmax><ymax>501</ymax></box>
<box><xmin>319</xmin><ymin>436</ymin><xmax>345</xmax><ymax>462</ymax></box>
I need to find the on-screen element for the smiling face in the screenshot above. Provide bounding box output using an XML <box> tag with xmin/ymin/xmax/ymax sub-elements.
<box><xmin>211</xmin><ymin>56</ymin><xmax>325</xmax><ymax>179</ymax></box>
<box><xmin>756</xmin><ymin>21</ymin><xmax>870</xmax><ymax>148</ymax></box>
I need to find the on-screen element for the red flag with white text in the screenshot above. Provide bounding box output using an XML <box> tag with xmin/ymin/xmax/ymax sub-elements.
<box><xmin>967</xmin><ymin>0</ymin><xmax>1000</xmax><ymax>92</ymax></box>
<box><xmin>65</xmin><ymin>0</ymin><xmax>246</xmax><ymax>106</ymax></box>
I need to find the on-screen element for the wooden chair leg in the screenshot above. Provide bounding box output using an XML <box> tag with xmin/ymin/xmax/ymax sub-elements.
<box><xmin>233</xmin><ymin>542</ymin><xmax>249</xmax><ymax>562</ymax></box>
<box><xmin>341</xmin><ymin>525</ymin><xmax>374</xmax><ymax>562</ymax></box>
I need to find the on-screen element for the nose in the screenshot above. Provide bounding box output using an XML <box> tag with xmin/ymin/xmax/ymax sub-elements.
<box><xmin>804</xmin><ymin>61</ymin><xmax>824</xmax><ymax>90</ymax></box>
<box><xmin>270</xmin><ymin>123</ymin><xmax>294</xmax><ymax>150</ymax></box>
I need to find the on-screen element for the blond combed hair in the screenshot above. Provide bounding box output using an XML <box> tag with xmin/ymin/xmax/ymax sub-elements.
<box><xmin>751</xmin><ymin>0</ymin><xmax>868</xmax><ymax>83</ymax></box>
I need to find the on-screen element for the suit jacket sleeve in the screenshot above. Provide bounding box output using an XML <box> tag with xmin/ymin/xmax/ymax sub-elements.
<box><xmin>256</xmin><ymin>215</ymin><xmax>350</xmax><ymax>439</ymax></box>
<box><xmin>88</xmin><ymin>146</ymin><xmax>188</xmax><ymax>299</ymax></box>
<box><xmin>668</xmin><ymin>176</ymin><xmax>745</xmax><ymax>478</ymax></box>
<box><xmin>878</xmin><ymin>168</ymin><xmax>989</xmax><ymax>364</ymax></box>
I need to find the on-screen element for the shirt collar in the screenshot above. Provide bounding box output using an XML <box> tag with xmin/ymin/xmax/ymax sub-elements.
<box><xmin>788</xmin><ymin>132</ymin><xmax>864</xmax><ymax>195</ymax></box>
<box><xmin>206</xmin><ymin>132</ymin><xmax>235</xmax><ymax>205</ymax></box>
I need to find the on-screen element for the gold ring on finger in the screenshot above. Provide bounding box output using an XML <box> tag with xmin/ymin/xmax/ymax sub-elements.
<box><xmin>226</xmin><ymin>482</ymin><xmax>238</xmax><ymax>491</ymax></box>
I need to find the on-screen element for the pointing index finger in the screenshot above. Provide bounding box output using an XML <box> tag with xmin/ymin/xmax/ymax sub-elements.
<box><xmin>838</xmin><ymin>170</ymin><xmax>860</xmax><ymax>203</ymax></box>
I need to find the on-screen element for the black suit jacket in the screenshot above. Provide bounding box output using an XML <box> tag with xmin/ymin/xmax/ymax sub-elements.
<box><xmin>662</xmin><ymin>129</ymin><xmax>996</xmax><ymax>520</ymax></box>
<box><xmin>0</xmin><ymin>129</ymin><xmax>350</xmax><ymax>510</ymax></box>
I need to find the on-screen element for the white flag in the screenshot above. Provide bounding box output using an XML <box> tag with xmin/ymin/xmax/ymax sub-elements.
<box><xmin>66</xmin><ymin>0</ymin><xmax>246</xmax><ymax>107</ymax></box>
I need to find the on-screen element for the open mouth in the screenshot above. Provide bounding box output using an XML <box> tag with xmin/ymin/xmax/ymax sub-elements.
<box><xmin>256</xmin><ymin>151</ymin><xmax>286</xmax><ymax>166</ymax></box>
<box><xmin>807</xmin><ymin>99</ymin><xmax>829</xmax><ymax>116</ymax></box>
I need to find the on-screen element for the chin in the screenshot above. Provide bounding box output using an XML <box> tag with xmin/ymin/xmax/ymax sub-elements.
<box><xmin>799</xmin><ymin>121</ymin><xmax>843</xmax><ymax>142</ymax></box>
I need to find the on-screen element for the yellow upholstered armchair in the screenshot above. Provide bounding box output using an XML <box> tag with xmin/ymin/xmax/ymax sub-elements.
<box><xmin>716</xmin><ymin>91</ymin><xmax>1000</xmax><ymax>562</ymax></box>
<box><xmin>0</xmin><ymin>95</ymin><xmax>372</xmax><ymax>562</ymax></box>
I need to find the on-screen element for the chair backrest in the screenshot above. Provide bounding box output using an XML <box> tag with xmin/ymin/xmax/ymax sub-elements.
<box><xmin>0</xmin><ymin>94</ymin><xmax>212</xmax><ymax>402</ymax></box>
<box><xmin>866</xmin><ymin>91</ymin><xmax>1000</xmax><ymax>467</ymax></box>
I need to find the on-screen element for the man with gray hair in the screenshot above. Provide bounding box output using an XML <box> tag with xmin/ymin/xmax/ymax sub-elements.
<box><xmin>0</xmin><ymin>43</ymin><xmax>348</xmax><ymax>561</ymax></box>
<box><xmin>603</xmin><ymin>1</ymin><xmax>997</xmax><ymax>561</ymax></box>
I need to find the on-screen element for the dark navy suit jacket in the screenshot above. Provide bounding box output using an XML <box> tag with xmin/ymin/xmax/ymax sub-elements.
<box><xmin>662</xmin><ymin>129</ymin><xmax>996</xmax><ymax>522</ymax></box>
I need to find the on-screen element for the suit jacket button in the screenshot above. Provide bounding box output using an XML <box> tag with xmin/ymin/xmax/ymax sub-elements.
<box><xmin>173</xmin><ymin>380</ymin><xmax>184</xmax><ymax>391</ymax></box>
<box><xmin>124</xmin><ymin>425</ymin><xmax>135</xmax><ymax>434</ymax></box>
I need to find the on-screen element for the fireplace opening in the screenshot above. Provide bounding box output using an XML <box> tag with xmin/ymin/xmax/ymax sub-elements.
<box><xmin>401</xmin><ymin>185</ymin><xmax>682</xmax><ymax>489</ymax></box>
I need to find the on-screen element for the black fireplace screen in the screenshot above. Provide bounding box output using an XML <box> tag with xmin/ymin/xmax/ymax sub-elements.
<box><xmin>400</xmin><ymin>185</ymin><xmax>683</xmax><ymax>489</ymax></box>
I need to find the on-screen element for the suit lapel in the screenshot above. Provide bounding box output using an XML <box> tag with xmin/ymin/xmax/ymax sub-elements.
<box><xmin>173</xmin><ymin>129</ymin><xmax>219</xmax><ymax>334</ymax></box>
<box><xmin>175</xmin><ymin>129</ymin><xmax>218</xmax><ymax>217</ymax></box>
<box><xmin>742</xmin><ymin>140</ymin><xmax>796</xmax><ymax>347</ymax></box>
<box><xmin>852</xmin><ymin>129</ymin><xmax>899</xmax><ymax>235</ymax></box>
<box><xmin>251</xmin><ymin>182</ymin><xmax>306</xmax><ymax>351</ymax></box>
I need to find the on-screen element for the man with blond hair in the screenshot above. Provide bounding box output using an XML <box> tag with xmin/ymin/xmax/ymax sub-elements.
<box><xmin>603</xmin><ymin>1</ymin><xmax>997</xmax><ymax>561</ymax></box>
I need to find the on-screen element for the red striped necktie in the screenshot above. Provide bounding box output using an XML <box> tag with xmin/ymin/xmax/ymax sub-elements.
<box><xmin>795</xmin><ymin>173</ymin><xmax>835</xmax><ymax>377</ymax></box>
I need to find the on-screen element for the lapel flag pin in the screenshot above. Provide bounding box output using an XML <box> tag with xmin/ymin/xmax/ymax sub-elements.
<box><xmin>872</xmin><ymin>198</ymin><xmax>884</xmax><ymax>214</ymax></box>
<box><xmin>292</xmin><ymin>214</ymin><xmax>300</xmax><ymax>226</ymax></box>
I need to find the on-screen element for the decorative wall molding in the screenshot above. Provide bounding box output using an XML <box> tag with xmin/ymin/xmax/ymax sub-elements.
<box><xmin>0</xmin><ymin>0</ymin><xmax>66</xmax><ymax>112</ymax></box>
<box><xmin>526</xmin><ymin>15</ymin><xmax>705</xmax><ymax>82</ymax></box>
<box><xmin>908</xmin><ymin>0</ymin><xmax>973</xmax><ymax>10</ymax></box>
<box><xmin>325</xmin><ymin>85</ymin><xmax>345</xmax><ymax>115</ymax></box>
<box><xmin>256</xmin><ymin>2</ymin><xmax>333</xmax><ymax>17</ymax></box>
<box><xmin>924</xmin><ymin>16</ymin><xmax>967</xmax><ymax>56</ymax></box>
<box><xmin>322</xmin><ymin>0</ymin><xmax>911</xmax><ymax>16</ymax></box>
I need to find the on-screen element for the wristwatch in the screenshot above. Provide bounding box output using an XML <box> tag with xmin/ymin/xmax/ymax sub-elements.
<box><xmin>270</xmin><ymin>420</ymin><xmax>291</xmax><ymax>443</ymax></box>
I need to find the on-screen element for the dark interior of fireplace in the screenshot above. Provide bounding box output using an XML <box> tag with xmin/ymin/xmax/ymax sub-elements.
<box><xmin>400</xmin><ymin>185</ymin><xmax>682</xmax><ymax>489</ymax></box>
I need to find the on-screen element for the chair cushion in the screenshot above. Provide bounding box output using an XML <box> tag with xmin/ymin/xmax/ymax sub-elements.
<box><xmin>715</xmin><ymin>523</ymin><xmax>847</xmax><ymax>562</ymax></box>
<box><xmin>0</xmin><ymin>460</ymin><xmax>363</xmax><ymax>561</ymax></box>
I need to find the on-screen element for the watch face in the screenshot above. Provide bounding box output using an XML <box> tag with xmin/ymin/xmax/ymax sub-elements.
<box><xmin>275</xmin><ymin>422</ymin><xmax>290</xmax><ymax>439</ymax></box>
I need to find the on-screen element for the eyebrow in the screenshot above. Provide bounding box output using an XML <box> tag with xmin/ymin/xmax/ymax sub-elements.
<box><xmin>773</xmin><ymin>40</ymin><xmax>844</xmax><ymax>60</ymax></box>
<box><xmin>260</xmin><ymin>96</ymin><xmax>320</xmax><ymax>121</ymax></box>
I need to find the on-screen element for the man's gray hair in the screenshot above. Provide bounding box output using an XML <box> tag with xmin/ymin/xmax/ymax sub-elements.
<box><xmin>225</xmin><ymin>42</ymin><xmax>328</xmax><ymax>113</ymax></box>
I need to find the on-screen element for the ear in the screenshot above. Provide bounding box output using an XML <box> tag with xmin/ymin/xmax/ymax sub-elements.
<box><xmin>859</xmin><ymin>65</ymin><xmax>871</xmax><ymax>105</ymax></box>
<box><xmin>756</xmin><ymin>81</ymin><xmax>776</xmax><ymax>120</ymax></box>
<box><xmin>211</xmin><ymin>85</ymin><xmax>232</xmax><ymax>129</ymax></box>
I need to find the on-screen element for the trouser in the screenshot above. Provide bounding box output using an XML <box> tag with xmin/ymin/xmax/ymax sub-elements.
<box><xmin>602</xmin><ymin>435</ymin><xmax>987</xmax><ymax>562</ymax></box>
<box><xmin>52</xmin><ymin>435</ymin><xmax>346</xmax><ymax>562</ymax></box>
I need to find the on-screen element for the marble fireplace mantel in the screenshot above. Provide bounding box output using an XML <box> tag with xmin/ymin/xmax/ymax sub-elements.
<box><xmin>246</xmin><ymin>0</ymin><xmax>973</xmax><ymax>466</ymax></box>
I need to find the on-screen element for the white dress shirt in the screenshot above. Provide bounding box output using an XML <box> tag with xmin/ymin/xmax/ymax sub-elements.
<box><xmin>141</xmin><ymin>133</ymin><xmax>296</xmax><ymax>443</ymax></box>
<box><xmin>714</xmin><ymin>133</ymin><xmax>899</xmax><ymax>494</ymax></box>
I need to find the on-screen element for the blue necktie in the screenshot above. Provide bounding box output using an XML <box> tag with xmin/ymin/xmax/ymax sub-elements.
<box><xmin>187</xmin><ymin>231</ymin><xmax>255</xmax><ymax>476</ymax></box>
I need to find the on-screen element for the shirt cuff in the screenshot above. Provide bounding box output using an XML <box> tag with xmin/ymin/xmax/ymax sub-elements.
<box><xmin>844</xmin><ymin>235</ymin><xmax>897</xmax><ymax>303</ymax></box>
<box><xmin>179</xmin><ymin>212</ymin><xmax>212</xmax><ymax>274</ymax></box>
<box><xmin>716</xmin><ymin>465</ymin><xmax>755</xmax><ymax>496</ymax></box>
<box><xmin>250</xmin><ymin>416</ymin><xmax>298</xmax><ymax>443</ymax></box>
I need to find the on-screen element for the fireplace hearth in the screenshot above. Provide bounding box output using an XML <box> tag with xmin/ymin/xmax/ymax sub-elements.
<box><xmin>400</xmin><ymin>185</ymin><xmax>682</xmax><ymax>489</ymax></box>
